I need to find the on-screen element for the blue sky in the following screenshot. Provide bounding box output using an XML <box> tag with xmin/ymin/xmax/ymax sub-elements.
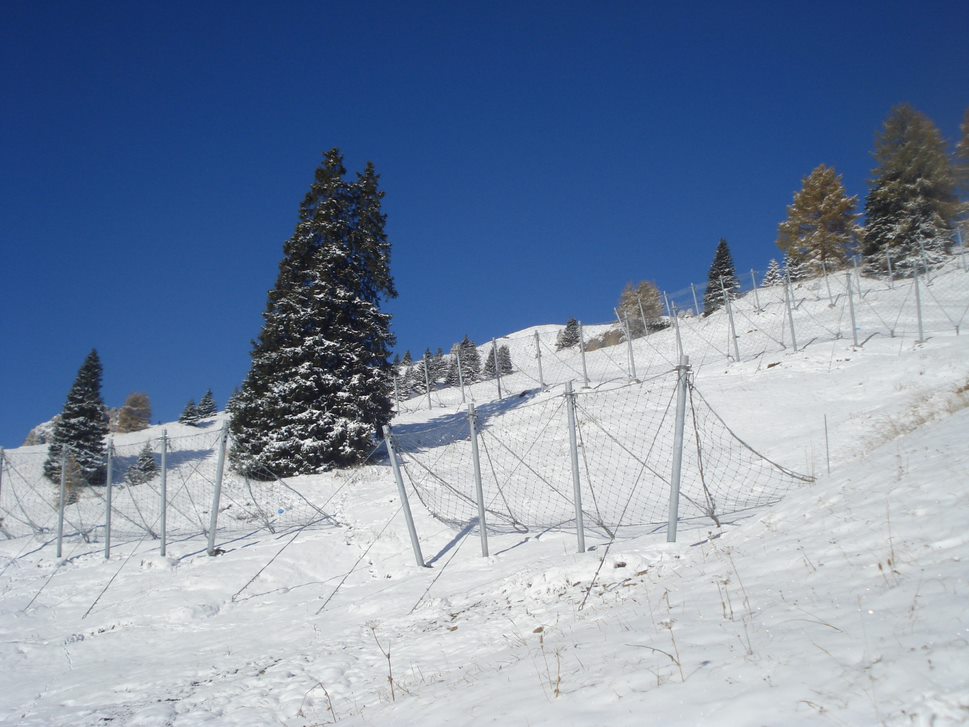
<box><xmin>1</xmin><ymin>1</ymin><xmax>967</xmax><ymax>447</ymax></box>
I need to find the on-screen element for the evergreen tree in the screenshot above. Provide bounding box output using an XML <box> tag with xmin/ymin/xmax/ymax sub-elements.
<box><xmin>117</xmin><ymin>392</ymin><xmax>151</xmax><ymax>433</ymax></box>
<box><xmin>497</xmin><ymin>344</ymin><xmax>513</xmax><ymax>375</ymax></box>
<box><xmin>618</xmin><ymin>281</ymin><xmax>663</xmax><ymax>337</ymax></box>
<box><xmin>556</xmin><ymin>319</ymin><xmax>581</xmax><ymax>350</ymax></box>
<box><xmin>196</xmin><ymin>389</ymin><xmax>217</xmax><ymax>418</ymax></box>
<box><xmin>125</xmin><ymin>442</ymin><xmax>158</xmax><ymax>485</ymax></box>
<box><xmin>483</xmin><ymin>345</ymin><xmax>498</xmax><ymax>379</ymax></box>
<box><xmin>429</xmin><ymin>347</ymin><xmax>448</xmax><ymax>384</ymax></box>
<box><xmin>44</xmin><ymin>350</ymin><xmax>108</xmax><ymax>486</ymax></box>
<box><xmin>777</xmin><ymin>164</ymin><xmax>860</xmax><ymax>275</ymax></box>
<box><xmin>761</xmin><ymin>259</ymin><xmax>783</xmax><ymax>287</ymax></box>
<box><xmin>445</xmin><ymin>343</ymin><xmax>462</xmax><ymax>387</ymax></box>
<box><xmin>703</xmin><ymin>238</ymin><xmax>740</xmax><ymax>316</ymax></box>
<box><xmin>455</xmin><ymin>336</ymin><xmax>481</xmax><ymax>384</ymax></box>
<box><xmin>179</xmin><ymin>400</ymin><xmax>200</xmax><ymax>426</ymax></box>
<box><xmin>230</xmin><ymin>149</ymin><xmax>397</xmax><ymax>476</ymax></box>
<box><xmin>863</xmin><ymin>104</ymin><xmax>959</xmax><ymax>276</ymax></box>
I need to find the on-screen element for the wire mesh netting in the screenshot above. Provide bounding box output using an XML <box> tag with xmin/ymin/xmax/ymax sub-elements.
<box><xmin>0</xmin><ymin>427</ymin><xmax>341</xmax><ymax>544</ymax></box>
<box><xmin>392</xmin><ymin>369</ymin><xmax>814</xmax><ymax>538</ymax></box>
<box><xmin>391</xmin><ymin>254</ymin><xmax>969</xmax><ymax>416</ymax></box>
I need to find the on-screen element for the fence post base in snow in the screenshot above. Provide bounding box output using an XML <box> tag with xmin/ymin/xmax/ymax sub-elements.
<box><xmin>721</xmin><ymin>277</ymin><xmax>741</xmax><ymax>363</ymax></box>
<box><xmin>844</xmin><ymin>271</ymin><xmax>859</xmax><ymax>346</ymax></box>
<box><xmin>667</xmin><ymin>356</ymin><xmax>690</xmax><ymax>543</ymax></box>
<box><xmin>534</xmin><ymin>330</ymin><xmax>545</xmax><ymax>389</ymax></box>
<box><xmin>467</xmin><ymin>404</ymin><xmax>489</xmax><ymax>557</ymax></box>
<box><xmin>914</xmin><ymin>267</ymin><xmax>925</xmax><ymax>344</ymax></box>
<box><xmin>104</xmin><ymin>439</ymin><xmax>113</xmax><ymax>559</ymax></box>
<box><xmin>383</xmin><ymin>425</ymin><xmax>426</xmax><ymax>567</ymax></box>
<box><xmin>578</xmin><ymin>322</ymin><xmax>590</xmax><ymax>387</ymax></box>
<box><xmin>206</xmin><ymin>424</ymin><xmax>228</xmax><ymax>556</ymax></box>
<box><xmin>565</xmin><ymin>381</ymin><xmax>586</xmax><ymax>553</ymax></box>
<box><xmin>784</xmin><ymin>277</ymin><xmax>799</xmax><ymax>352</ymax></box>
<box><xmin>56</xmin><ymin>451</ymin><xmax>67</xmax><ymax>559</ymax></box>
<box><xmin>160</xmin><ymin>431</ymin><xmax>168</xmax><ymax>557</ymax></box>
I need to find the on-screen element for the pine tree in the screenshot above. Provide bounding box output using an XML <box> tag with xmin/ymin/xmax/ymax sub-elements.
<box><xmin>777</xmin><ymin>165</ymin><xmax>860</xmax><ymax>275</ymax></box>
<box><xmin>457</xmin><ymin>336</ymin><xmax>481</xmax><ymax>383</ymax></box>
<box><xmin>703</xmin><ymin>238</ymin><xmax>740</xmax><ymax>316</ymax></box>
<box><xmin>230</xmin><ymin>150</ymin><xmax>397</xmax><ymax>476</ymax></box>
<box><xmin>179</xmin><ymin>400</ymin><xmax>200</xmax><ymax>426</ymax></box>
<box><xmin>196</xmin><ymin>389</ymin><xmax>217</xmax><ymax>418</ymax></box>
<box><xmin>762</xmin><ymin>259</ymin><xmax>783</xmax><ymax>287</ymax></box>
<box><xmin>556</xmin><ymin>319</ymin><xmax>581</xmax><ymax>350</ymax></box>
<box><xmin>445</xmin><ymin>344</ymin><xmax>462</xmax><ymax>387</ymax></box>
<box><xmin>618</xmin><ymin>281</ymin><xmax>663</xmax><ymax>337</ymax></box>
<box><xmin>863</xmin><ymin>104</ymin><xmax>959</xmax><ymax>276</ymax></box>
<box><xmin>125</xmin><ymin>442</ymin><xmax>158</xmax><ymax>486</ymax></box>
<box><xmin>44</xmin><ymin>350</ymin><xmax>108</xmax><ymax>486</ymax></box>
<box><xmin>497</xmin><ymin>344</ymin><xmax>513</xmax><ymax>375</ymax></box>
<box><xmin>116</xmin><ymin>392</ymin><xmax>151</xmax><ymax>433</ymax></box>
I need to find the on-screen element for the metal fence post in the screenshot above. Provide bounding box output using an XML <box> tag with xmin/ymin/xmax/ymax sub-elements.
<box><xmin>914</xmin><ymin>266</ymin><xmax>925</xmax><ymax>344</ymax></box>
<box><xmin>456</xmin><ymin>349</ymin><xmax>466</xmax><ymax>404</ymax></box>
<box><xmin>691</xmin><ymin>283</ymin><xmax>701</xmax><ymax>316</ymax></box>
<box><xmin>56</xmin><ymin>450</ymin><xmax>67</xmax><ymax>559</ymax></box>
<box><xmin>382</xmin><ymin>425</ymin><xmax>426</xmax><ymax>567</ymax></box>
<box><xmin>392</xmin><ymin>375</ymin><xmax>401</xmax><ymax>412</ymax></box>
<box><xmin>640</xmin><ymin>298</ymin><xmax>651</xmax><ymax>334</ymax></box>
<box><xmin>534</xmin><ymin>330</ymin><xmax>545</xmax><ymax>388</ymax></box>
<box><xmin>662</xmin><ymin>291</ymin><xmax>672</xmax><ymax>320</ymax></box>
<box><xmin>784</xmin><ymin>276</ymin><xmax>799</xmax><ymax>352</ymax></box>
<box><xmin>624</xmin><ymin>316</ymin><xmax>638</xmax><ymax>382</ymax></box>
<box><xmin>671</xmin><ymin>303</ymin><xmax>684</xmax><ymax>360</ymax></box>
<box><xmin>104</xmin><ymin>439</ymin><xmax>113</xmax><ymax>559</ymax></box>
<box><xmin>887</xmin><ymin>249</ymin><xmax>894</xmax><ymax>288</ymax></box>
<box><xmin>565</xmin><ymin>382</ymin><xmax>586</xmax><ymax>553</ymax></box>
<box><xmin>467</xmin><ymin>404</ymin><xmax>488</xmax><ymax>557</ymax></box>
<box><xmin>0</xmin><ymin>449</ymin><xmax>5</xmax><ymax>507</ymax></box>
<box><xmin>750</xmin><ymin>269</ymin><xmax>762</xmax><ymax>311</ymax></box>
<box><xmin>160</xmin><ymin>431</ymin><xmax>168</xmax><ymax>557</ymax></box>
<box><xmin>846</xmin><ymin>271</ymin><xmax>858</xmax><ymax>347</ymax></box>
<box><xmin>206</xmin><ymin>424</ymin><xmax>228</xmax><ymax>556</ymax></box>
<box><xmin>721</xmin><ymin>278</ymin><xmax>741</xmax><ymax>362</ymax></box>
<box><xmin>423</xmin><ymin>356</ymin><xmax>433</xmax><ymax>410</ymax></box>
<box><xmin>667</xmin><ymin>355</ymin><xmax>690</xmax><ymax>543</ymax></box>
<box><xmin>821</xmin><ymin>261</ymin><xmax>834</xmax><ymax>305</ymax></box>
<box><xmin>578</xmin><ymin>321</ymin><xmax>590</xmax><ymax>387</ymax></box>
<box><xmin>492</xmin><ymin>338</ymin><xmax>503</xmax><ymax>400</ymax></box>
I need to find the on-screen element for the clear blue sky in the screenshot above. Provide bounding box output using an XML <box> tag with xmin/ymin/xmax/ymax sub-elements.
<box><xmin>1</xmin><ymin>1</ymin><xmax>967</xmax><ymax>447</ymax></box>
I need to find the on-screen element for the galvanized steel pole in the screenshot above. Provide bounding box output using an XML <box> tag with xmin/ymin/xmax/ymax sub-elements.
<box><xmin>565</xmin><ymin>382</ymin><xmax>586</xmax><ymax>553</ymax></box>
<box><xmin>383</xmin><ymin>425</ymin><xmax>426</xmax><ymax>567</ymax></box>
<box><xmin>467</xmin><ymin>404</ymin><xmax>488</xmax><ymax>557</ymax></box>
<box><xmin>667</xmin><ymin>356</ymin><xmax>690</xmax><ymax>543</ymax></box>
<box><xmin>206</xmin><ymin>424</ymin><xmax>228</xmax><ymax>556</ymax></box>
<box><xmin>104</xmin><ymin>439</ymin><xmax>113</xmax><ymax>559</ymax></box>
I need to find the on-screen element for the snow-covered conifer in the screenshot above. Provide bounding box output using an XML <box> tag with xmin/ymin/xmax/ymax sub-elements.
<box><xmin>230</xmin><ymin>150</ymin><xmax>397</xmax><ymax>476</ymax></box>
<box><xmin>196</xmin><ymin>389</ymin><xmax>217</xmax><ymax>418</ymax></box>
<box><xmin>762</xmin><ymin>259</ymin><xmax>783</xmax><ymax>287</ymax></box>
<box><xmin>556</xmin><ymin>319</ymin><xmax>581</xmax><ymax>350</ymax></box>
<box><xmin>703</xmin><ymin>239</ymin><xmax>740</xmax><ymax>316</ymax></box>
<box><xmin>44</xmin><ymin>350</ymin><xmax>108</xmax><ymax>486</ymax></box>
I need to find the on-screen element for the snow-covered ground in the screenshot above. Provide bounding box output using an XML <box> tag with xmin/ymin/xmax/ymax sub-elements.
<box><xmin>2</xmin><ymin>266</ymin><xmax>969</xmax><ymax>726</ymax></box>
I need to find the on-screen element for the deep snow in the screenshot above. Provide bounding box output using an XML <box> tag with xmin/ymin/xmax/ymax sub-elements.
<box><xmin>2</xmin><ymin>266</ymin><xmax>969</xmax><ymax>726</ymax></box>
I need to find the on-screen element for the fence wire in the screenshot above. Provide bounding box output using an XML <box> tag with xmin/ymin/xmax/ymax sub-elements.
<box><xmin>393</xmin><ymin>370</ymin><xmax>813</xmax><ymax>538</ymax></box>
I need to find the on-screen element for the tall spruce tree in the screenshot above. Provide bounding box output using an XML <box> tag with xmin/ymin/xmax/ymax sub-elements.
<box><xmin>497</xmin><ymin>344</ymin><xmax>513</xmax><ymax>375</ymax></box>
<box><xmin>44</xmin><ymin>350</ymin><xmax>108</xmax><ymax>486</ymax></box>
<box><xmin>703</xmin><ymin>238</ymin><xmax>740</xmax><ymax>316</ymax></box>
<box><xmin>863</xmin><ymin>104</ymin><xmax>959</xmax><ymax>275</ymax></box>
<box><xmin>230</xmin><ymin>149</ymin><xmax>396</xmax><ymax>476</ymax></box>
<box><xmin>777</xmin><ymin>165</ymin><xmax>860</xmax><ymax>275</ymax></box>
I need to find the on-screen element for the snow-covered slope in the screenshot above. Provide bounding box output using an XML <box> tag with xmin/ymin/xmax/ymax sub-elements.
<box><xmin>2</xmin><ymin>266</ymin><xmax>969</xmax><ymax>726</ymax></box>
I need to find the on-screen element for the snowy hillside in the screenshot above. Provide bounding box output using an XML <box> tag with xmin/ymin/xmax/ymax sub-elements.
<box><xmin>1</xmin><ymin>264</ymin><xmax>969</xmax><ymax>726</ymax></box>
